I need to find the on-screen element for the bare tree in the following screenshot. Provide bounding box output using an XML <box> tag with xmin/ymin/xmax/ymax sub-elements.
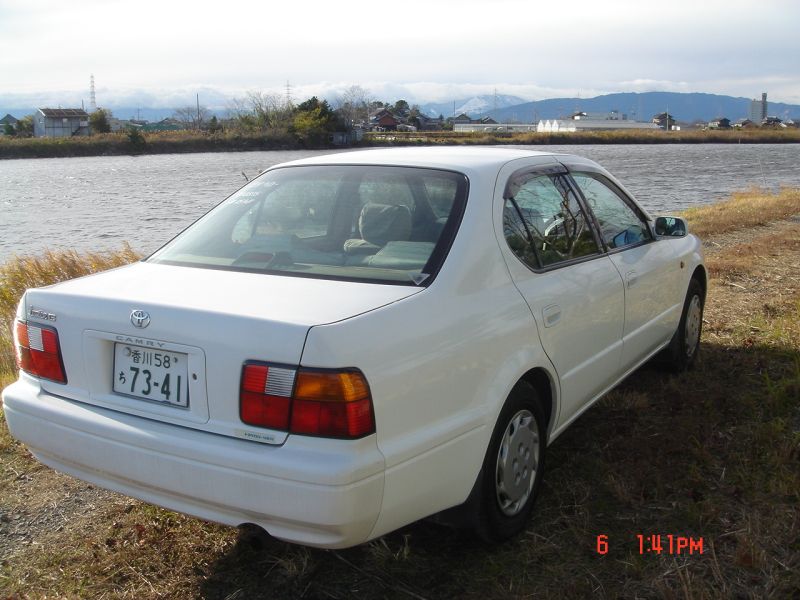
<box><xmin>229</xmin><ymin>91</ymin><xmax>293</xmax><ymax>133</ymax></box>
<box><xmin>334</xmin><ymin>85</ymin><xmax>372</xmax><ymax>129</ymax></box>
<box><xmin>173</xmin><ymin>105</ymin><xmax>210</xmax><ymax>130</ymax></box>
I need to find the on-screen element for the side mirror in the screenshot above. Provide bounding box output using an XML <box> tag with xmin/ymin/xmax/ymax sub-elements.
<box><xmin>655</xmin><ymin>216</ymin><xmax>687</xmax><ymax>237</ymax></box>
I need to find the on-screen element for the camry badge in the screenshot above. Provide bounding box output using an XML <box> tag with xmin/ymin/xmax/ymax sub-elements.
<box><xmin>130</xmin><ymin>310</ymin><xmax>151</xmax><ymax>329</ymax></box>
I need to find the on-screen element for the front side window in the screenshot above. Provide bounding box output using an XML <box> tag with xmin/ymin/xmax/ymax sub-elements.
<box><xmin>503</xmin><ymin>174</ymin><xmax>600</xmax><ymax>269</ymax></box>
<box><xmin>571</xmin><ymin>173</ymin><xmax>652</xmax><ymax>250</ymax></box>
<box><xmin>150</xmin><ymin>165</ymin><xmax>467</xmax><ymax>285</ymax></box>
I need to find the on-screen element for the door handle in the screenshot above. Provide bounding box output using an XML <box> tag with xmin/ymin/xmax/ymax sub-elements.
<box><xmin>626</xmin><ymin>270</ymin><xmax>638</xmax><ymax>288</ymax></box>
<box><xmin>542</xmin><ymin>304</ymin><xmax>561</xmax><ymax>328</ymax></box>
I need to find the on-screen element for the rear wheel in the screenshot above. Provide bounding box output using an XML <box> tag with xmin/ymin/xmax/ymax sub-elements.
<box><xmin>472</xmin><ymin>381</ymin><xmax>547</xmax><ymax>542</ymax></box>
<box><xmin>662</xmin><ymin>278</ymin><xmax>704</xmax><ymax>371</ymax></box>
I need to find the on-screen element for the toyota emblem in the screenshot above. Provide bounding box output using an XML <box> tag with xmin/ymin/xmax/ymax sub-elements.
<box><xmin>130</xmin><ymin>310</ymin><xmax>151</xmax><ymax>329</ymax></box>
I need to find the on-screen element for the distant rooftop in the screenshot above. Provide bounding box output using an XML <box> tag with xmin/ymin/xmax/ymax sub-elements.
<box><xmin>38</xmin><ymin>108</ymin><xmax>89</xmax><ymax>118</ymax></box>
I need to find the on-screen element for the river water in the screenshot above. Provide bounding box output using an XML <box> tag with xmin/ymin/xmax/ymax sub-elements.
<box><xmin>1</xmin><ymin>144</ymin><xmax>798</xmax><ymax>261</ymax></box>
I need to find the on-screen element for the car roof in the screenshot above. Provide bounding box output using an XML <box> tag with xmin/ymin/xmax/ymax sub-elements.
<box><xmin>275</xmin><ymin>147</ymin><xmax>568</xmax><ymax>173</ymax></box>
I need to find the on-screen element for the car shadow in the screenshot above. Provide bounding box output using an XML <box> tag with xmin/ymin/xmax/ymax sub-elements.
<box><xmin>196</xmin><ymin>338</ymin><xmax>798</xmax><ymax>599</ymax></box>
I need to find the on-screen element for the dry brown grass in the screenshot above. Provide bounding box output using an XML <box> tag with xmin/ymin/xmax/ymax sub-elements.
<box><xmin>683</xmin><ymin>187</ymin><xmax>800</xmax><ymax>238</ymax></box>
<box><xmin>0</xmin><ymin>245</ymin><xmax>141</xmax><ymax>375</ymax></box>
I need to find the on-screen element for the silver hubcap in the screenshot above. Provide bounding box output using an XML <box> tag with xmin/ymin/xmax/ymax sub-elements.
<box><xmin>685</xmin><ymin>295</ymin><xmax>702</xmax><ymax>357</ymax></box>
<box><xmin>495</xmin><ymin>409</ymin><xmax>539</xmax><ymax>516</ymax></box>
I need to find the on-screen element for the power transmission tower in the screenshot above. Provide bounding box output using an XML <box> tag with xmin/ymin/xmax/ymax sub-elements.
<box><xmin>285</xmin><ymin>80</ymin><xmax>293</xmax><ymax>107</ymax></box>
<box><xmin>90</xmin><ymin>74</ymin><xmax>97</xmax><ymax>112</ymax></box>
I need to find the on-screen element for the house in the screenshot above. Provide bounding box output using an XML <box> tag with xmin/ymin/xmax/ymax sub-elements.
<box><xmin>652</xmin><ymin>112</ymin><xmax>678</xmax><ymax>130</ymax></box>
<box><xmin>452</xmin><ymin>113</ymin><xmax>472</xmax><ymax>125</ymax></box>
<box><xmin>414</xmin><ymin>113</ymin><xmax>444</xmax><ymax>131</ymax></box>
<box><xmin>33</xmin><ymin>108</ymin><xmax>90</xmax><ymax>137</ymax></box>
<box><xmin>762</xmin><ymin>116</ymin><xmax>784</xmax><ymax>128</ymax></box>
<box><xmin>369</xmin><ymin>109</ymin><xmax>399</xmax><ymax>131</ymax></box>
<box><xmin>708</xmin><ymin>117</ymin><xmax>731</xmax><ymax>129</ymax></box>
<box><xmin>733</xmin><ymin>118</ymin><xmax>753</xmax><ymax>128</ymax></box>
<box><xmin>0</xmin><ymin>113</ymin><xmax>18</xmax><ymax>135</ymax></box>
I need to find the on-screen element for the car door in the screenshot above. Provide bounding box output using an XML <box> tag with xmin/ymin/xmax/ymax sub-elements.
<box><xmin>567</xmin><ymin>169</ymin><xmax>682</xmax><ymax>372</ymax></box>
<box><xmin>494</xmin><ymin>161</ymin><xmax>625</xmax><ymax>428</ymax></box>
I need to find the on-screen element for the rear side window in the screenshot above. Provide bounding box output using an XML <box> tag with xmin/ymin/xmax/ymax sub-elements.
<box><xmin>503</xmin><ymin>174</ymin><xmax>600</xmax><ymax>269</ymax></box>
<box><xmin>571</xmin><ymin>172</ymin><xmax>652</xmax><ymax>249</ymax></box>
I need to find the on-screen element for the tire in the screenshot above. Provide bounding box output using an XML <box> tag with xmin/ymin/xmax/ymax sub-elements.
<box><xmin>471</xmin><ymin>381</ymin><xmax>547</xmax><ymax>542</ymax></box>
<box><xmin>662</xmin><ymin>278</ymin><xmax>704</xmax><ymax>371</ymax></box>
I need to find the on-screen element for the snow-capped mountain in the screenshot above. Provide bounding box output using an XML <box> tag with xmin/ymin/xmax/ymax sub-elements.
<box><xmin>420</xmin><ymin>94</ymin><xmax>528</xmax><ymax>118</ymax></box>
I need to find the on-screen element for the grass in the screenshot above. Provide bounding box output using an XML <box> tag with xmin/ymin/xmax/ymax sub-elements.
<box><xmin>0</xmin><ymin>190</ymin><xmax>799</xmax><ymax>598</ymax></box>
<box><xmin>683</xmin><ymin>187</ymin><xmax>800</xmax><ymax>238</ymax></box>
<box><xmin>0</xmin><ymin>245</ymin><xmax>141</xmax><ymax>376</ymax></box>
<box><xmin>0</xmin><ymin>130</ymin><xmax>302</xmax><ymax>159</ymax></box>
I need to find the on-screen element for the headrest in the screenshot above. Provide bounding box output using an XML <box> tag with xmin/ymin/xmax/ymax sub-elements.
<box><xmin>359</xmin><ymin>203</ymin><xmax>412</xmax><ymax>246</ymax></box>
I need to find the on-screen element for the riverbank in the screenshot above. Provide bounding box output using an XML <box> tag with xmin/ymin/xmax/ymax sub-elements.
<box><xmin>1</xmin><ymin>128</ymin><xmax>799</xmax><ymax>159</ymax></box>
<box><xmin>1</xmin><ymin>188</ymin><xmax>799</xmax><ymax>597</ymax></box>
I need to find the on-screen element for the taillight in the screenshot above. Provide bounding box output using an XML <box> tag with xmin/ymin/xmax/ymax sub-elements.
<box><xmin>240</xmin><ymin>362</ymin><xmax>375</xmax><ymax>439</ymax></box>
<box><xmin>14</xmin><ymin>320</ymin><xmax>67</xmax><ymax>384</ymax></box>
<box><xmin>239</xmin><ymin>363</ymin><xmax>293</xmax><ymax>430</ymax></box>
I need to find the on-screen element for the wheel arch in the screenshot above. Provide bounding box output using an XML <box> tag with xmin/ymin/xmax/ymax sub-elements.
<box><xmin>691</xmin><ymin>264</ymin><xmax>708</xmax><ymax>300</ymax></box>
<box><xmin>517</xmin><ymin>367</ymin><xmax>557</xmax><ymax>442</ymax></box>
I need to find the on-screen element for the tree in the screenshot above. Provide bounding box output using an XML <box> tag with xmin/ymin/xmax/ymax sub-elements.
<box><xmin>89</xmin><ymin>108</ymin><xmax>112</xmax><ymax>134</ymax></box>
<box><xmin>126</xmin><ymin>126</ymin><xmax>146</xmax><ymax>150</ymax></box>
<box><xmin>173</xmin><ymin>105</ymin><xmax>210</xmax><ymax>130</ymax></box>
<box><xmin>292</xmin><ymin>97</ymin><xmax>338</xmax><ymax>145</ymax></box>
<box><xmin>207</xmin><ymin>115</ymin><xmax>222</xmax><ymax>133</ymax></box>
<box><xmin>3</xmin><ymin>123</ymin><xmax>15</xmax><ymax>136</ymax></box>
<box><xmin>292</xmin><ymin>107</ymin><xmax>333</xmax><ymax>145</ymax></box>
<box><xmin>16</xmin><ymin>115</ymin><xmax>34</xmax><ymax>137</ymax></box>
<box><xmin>393</xmin><ymin>99</ymin><xmax>410</xmax><ymax>117</ymax></box>
<box><xmin>229</xmin><ymin>91</ymin><xmax>292</xmax><ymax>133</ymax></box>
<box><xmin>334</xmin><ymin>85</ymin><xmax>371</xmax><ymax>129</ymax></box>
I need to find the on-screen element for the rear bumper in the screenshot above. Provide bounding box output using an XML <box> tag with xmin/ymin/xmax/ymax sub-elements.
<box><xmin>2</xmin><ymin>378</ymin><xmax>385</xmax><ymax>548</ymax></box>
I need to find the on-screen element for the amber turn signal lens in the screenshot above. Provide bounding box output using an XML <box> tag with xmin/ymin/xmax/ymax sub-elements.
<box><xmin>293</xmin><ymin>370</ymin><xmax>370</xmax><ymax>403</ymax></box>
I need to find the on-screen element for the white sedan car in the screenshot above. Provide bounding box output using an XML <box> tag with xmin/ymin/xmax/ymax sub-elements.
<box><xmin>3</xmin><ymin>148</ymin><xmax>705</xmax><ymax>548</ymax></box>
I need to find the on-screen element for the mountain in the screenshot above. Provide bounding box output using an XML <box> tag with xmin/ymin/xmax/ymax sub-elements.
<box><xmin>420</xmin><ymin>94</ymin><xmax>527</xmax><ymax>118</ymax></box>
<box><xmin>487</xmin><ymin>92</ymin><xmax>800</xmax><ymax>124</ymax></box>
<box><xmin>4</xmin><ymin>91</ymin><xmax>799</xmax><ymax>126</ymax></box>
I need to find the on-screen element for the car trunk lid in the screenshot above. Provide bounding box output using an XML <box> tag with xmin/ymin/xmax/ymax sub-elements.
<box><xmin>21</xmin><ymin>261</ymin><xmax>420</xmax><ymax>444</ymax></box>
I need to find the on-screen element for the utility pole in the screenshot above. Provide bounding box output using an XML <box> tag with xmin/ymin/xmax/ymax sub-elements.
<box><xmin>285</xmin><ymin>80</ymin><xmax>293</xmax><ymax>107</ymax></box>
<box><xmin>196</xmin><ymin>93</ymin><xmax>201</xmax><ymax>129</ymax></box>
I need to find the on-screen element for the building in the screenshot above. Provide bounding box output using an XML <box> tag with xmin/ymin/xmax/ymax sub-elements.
<box><xmin>0</xmin><ymin>113</ymin><xmax>18</xmax><ymax>135</ymax></box>
<box><xmin>369</xmin><ymin>109</ymin><xmax>399</xmax><ymax>131</ymax></box>
<box><xmin>749</xmin><ymin>93</ymin><xmax>768</xmax><ymax>124</ymax></box>
<box><xmin>455</xmin><ymin>122</ymin><xmax>537</xmax><ymax>133</ymax></box>
<box><xmin>570</xmin><ymin>110</ymin><xmax>625</xmax><ymax>121</ymax></box>
<box><xmin>33</xmin><ymin>108</ymin><xmax>90</xmax><ymax>137</ymax></box>
<box><xmin>708</xmin><ymin>117</ymin><xmax>731</xmax><ymax>129</ymax></box>
<box><xmin>537</xmin><ymin>119</ymin><xmax>660</xmax><ymax>133</ymax></box>
<box><xmin>652</xmin><ymin>112</ymin><xmax>678</xmax><ymax>130</ymax></box>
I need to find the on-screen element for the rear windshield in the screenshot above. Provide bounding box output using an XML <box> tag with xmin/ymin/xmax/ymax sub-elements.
<box><xmin>149</xmin><ymin>165</ymin><xmax>468</xmax><ymax>285</ymax></box>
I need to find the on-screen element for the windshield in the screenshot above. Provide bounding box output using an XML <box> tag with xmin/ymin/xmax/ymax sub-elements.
<box><xmin>149</xmin><ymin>165</ymin><xmax>468</xmax><ymax>285</ymax></box>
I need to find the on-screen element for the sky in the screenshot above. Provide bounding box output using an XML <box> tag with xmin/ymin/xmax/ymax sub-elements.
<box><xmin>1</xmin><ymin>0</ymin><xmax>799</xmax><ymax>110</ymax></box>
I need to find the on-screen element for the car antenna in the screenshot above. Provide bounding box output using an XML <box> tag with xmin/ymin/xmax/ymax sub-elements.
<box><xmin>241</xmin><ymin>171</ymin><xmax>249</xmax><ymax>182</ymax></box>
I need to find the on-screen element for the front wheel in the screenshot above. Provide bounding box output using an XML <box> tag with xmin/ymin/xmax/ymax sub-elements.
<box><xmin>472</xmin><ymin>382</ymin><xmax>547</xmax><ymax>542</ymax></box>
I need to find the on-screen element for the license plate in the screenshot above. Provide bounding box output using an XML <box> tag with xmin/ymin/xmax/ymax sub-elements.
<box><xmin>113</xmin><ymin>343</ymin><xmax>189</xmax><ymax>407</ymax></box>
